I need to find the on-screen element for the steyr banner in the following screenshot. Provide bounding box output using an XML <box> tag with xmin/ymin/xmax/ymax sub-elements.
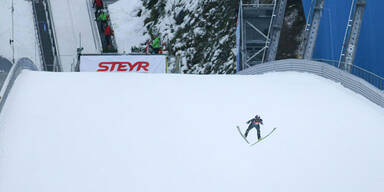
<box><xmin>80</xmin><ymin>55</ymin><xmax>167</xmax><ymax>73</ymax></box>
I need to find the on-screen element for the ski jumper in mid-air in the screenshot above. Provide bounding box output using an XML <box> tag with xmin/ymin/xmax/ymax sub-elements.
<box><xmin>245</xmin><ymin>115</ymin><xmax>263</xmax><ymax>140</ymax></box>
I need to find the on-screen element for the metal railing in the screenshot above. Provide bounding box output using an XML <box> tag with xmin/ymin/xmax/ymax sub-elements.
<box><xmin>31</xmin><ymin>0</ymin><xmax>44</xmax><ymax>71</ymax></box>
<box><xmin>242</xmin><ymin>0</ymin><xmax>275</xmax><ymax>7</ymax></box>
<box><xmin>313</xmin><ymin>58</ymin><xmax>384</xmax><ymax>90</ymax></box>
<box><xmin>43</xmin><ymin>0</ymin><xmax>62</xmax><ymax>71</ymax></box>
<box><xmin>238</xmin><ymin>59</ymin><xmax>384</xmax><ymax>108</ymax></box>
<box><xmin>344</xmin><ymin>63</ymin><xmax>384</xmax><ymax>90</ymax></box>
<box><xmin>86</xmin><ymin>0</ymin><xmax>103</xmax><ymax>53</ymax></box>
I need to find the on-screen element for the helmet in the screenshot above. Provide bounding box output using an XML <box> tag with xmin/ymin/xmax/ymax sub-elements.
<box><xmin>255</xmin><ymin>115</ymin><xmax>260</xmax><ymax>118</ymax></box>
<box><xmin>152</xmin><ymin>27</ymin><xmax>159</xmax><ymax>36</ymax></box>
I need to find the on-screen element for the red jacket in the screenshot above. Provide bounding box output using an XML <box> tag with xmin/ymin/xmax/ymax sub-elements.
<box><xmin>95</xmin><ymin>0</ymin><xmax>103</xmax><ymax>8</ymax></box>
<box><xmin>104</xmin><ymin>25</ymin><xmax>112</xmax><ymax>36</ymax></box>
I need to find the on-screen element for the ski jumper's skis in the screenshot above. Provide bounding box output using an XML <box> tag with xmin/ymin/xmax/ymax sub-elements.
<box><xmin>236</xmin><ymin>126</ymin><xmax>250</xmax><ymax>144</ymax></box>
<box><xmin>250</xmin><ymin>127</ymin><xmax>277</xmax><ymax>146</ymax></box>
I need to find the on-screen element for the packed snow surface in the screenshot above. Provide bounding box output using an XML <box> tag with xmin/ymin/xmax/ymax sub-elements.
<box><xmin>0</xmin><ymin>0</ymin><xmax>41</xmax><ymax>68</ymax></box>
<box><xmin>0</xmin><ymin>71</ymin><xmax>384</xmax><ymax>192</ymax></box>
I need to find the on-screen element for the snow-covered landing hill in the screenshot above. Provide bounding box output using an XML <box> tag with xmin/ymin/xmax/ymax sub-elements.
<box><xmin>0</xmin><ymin>71</ymin><xmax>383</xmax><ymax>192</ymax></box>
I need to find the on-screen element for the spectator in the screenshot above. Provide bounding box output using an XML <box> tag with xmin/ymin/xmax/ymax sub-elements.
<box><xmin>145</xmin><ymin>40</ymin><xmax>152</xmax><ymax>54</ymax></box>
<box><xmin>104</xmin><ymin>24</ymin><xmax>113</xmax><ymax>47</ymax></box>
<box><xmin>152</xmin><ymin>35</ymin><xmax>161</xmax><ymax>54</ymax></box>
<box><xmin>97</xmin><ymin>10</ymin><xmax>108</xmax><ymax>28</ymax></box>
<box><xmin>160</xmin><ymin>42</ymin><xmax>168</xmax><ymax>54</ymax></box>
<box><xmin>93</xmin><ymin>0</ymin><xmax>104</xmax><ymax>17</ymax></box>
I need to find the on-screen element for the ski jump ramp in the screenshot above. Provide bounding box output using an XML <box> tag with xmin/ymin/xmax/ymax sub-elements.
<box><xmin>48</xmin><ymin>0</ymin><xmax>101</xmax><ymax>71</ymax></box>
<box><xmin>0</xmin><ymin>59</ymin><xmax>384</xmax><ymax>191</ymax></box>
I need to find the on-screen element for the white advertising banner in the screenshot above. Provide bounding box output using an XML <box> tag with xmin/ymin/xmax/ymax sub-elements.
<box><xmin>80</xmin><ymin>55</ymin><xmax>167</xmax><ymax>73</ymax></box>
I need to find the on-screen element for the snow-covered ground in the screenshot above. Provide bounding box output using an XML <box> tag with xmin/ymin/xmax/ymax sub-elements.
<box><xmin>0</xmin><ymin>71</ymin><xmax>383</xmax><ymax>192</ymax></box>
<box><xmin>0</xmin><ymin>0</ymin><xmax>41</xmax><ymax>69</ymax></box>
<box><xmin>108</xmin><ymin>0</ymin><xmax>200</xmax><ymax>53</ymax></box>
<box><xmin>49</xmin><ymin>0</ymin><xmax>99</xmax><ymax>71</ymax></box>
<box><xmin>108</xmin><ymin>0</ymin><xmax>149</xmax><ymax>53</ymax></box>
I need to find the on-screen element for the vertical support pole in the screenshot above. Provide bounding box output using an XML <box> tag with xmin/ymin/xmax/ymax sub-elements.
<box><xmin>338</xmin><ymin>0</ymin><xmax>356</xmax><ymax>70</ymax></box>
<box><xmin>165</xmin><ymin>56</ymin><xmax>168</xmax><ymax>73</ymax></box>
<box><xmin>339</xmin><ymin>0</ymin><xmax>366</xmax><ymax>72</ymax></box>
<box><xmin>11</xmin><ymin>0</ymin><xmax>15</xmax><ymax>64</ymax></box>
<box><xmin>241</xmin><ymin>0</ymin><xmax>247</xmax><ymax>70</ymax></box>
<box><xmin>261</xmin><ymin>0</ymin><xmax>278</xmax><ymax>63</ymax></box>
<box><xmin>303</xmin><ymin>0</ymin><xmax>325</xmax><ymax>60</ymax></box>
<box><xmin>265</xmin><ymin>0</ymin><xmax>287</xmax><ymax>62</ymax></box>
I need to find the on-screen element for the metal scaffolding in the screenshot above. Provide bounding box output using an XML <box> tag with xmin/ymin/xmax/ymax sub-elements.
<box><xmin>339</xmin><ymin>0</ymin><xmax>366</xmax><ymax>71</ymax></box>
<box><xmin>265</xmin><ymin>0</ymin><xmax>287</xmax><ymax>62</ymax></box>
<box><xmin>239</xmin><ymin>0</ymin><xmax>286</xmax><ymax>70</ymax></box>
<box><xmin>301</xmin><ymin>0</ymin><xmax>325</xmax><ymax>60</ymax></box>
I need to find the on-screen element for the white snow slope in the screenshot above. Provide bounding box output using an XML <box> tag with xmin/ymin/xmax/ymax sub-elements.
<box><xmin>108</xmin><ymin>0</ymin><xmax>148</xmax><ymax>53</ymax></box>
<box><xmin>0</xmin><ymin>0</ymin><xmax>41</xmax><ymax>69</ymax></box>
<box><xmin>49</xmin><ymin>0</ymin><xmax>99</xmax><ymax>71</ymax></box>
<box><xmin>0</xmin><ymin>71</ymin><xmax>384</xmax><ymax>192</ymax></box>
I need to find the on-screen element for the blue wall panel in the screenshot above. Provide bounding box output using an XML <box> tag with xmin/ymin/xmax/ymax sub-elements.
<box><xmin>302</xmin><ymin>0</ymin><xmax>384</xmax><ymax>77</ymax></box>
<box><xmin>354</xmin><ymin>1</ymin><xmax>384</xmax><ymax>77</ymax></box>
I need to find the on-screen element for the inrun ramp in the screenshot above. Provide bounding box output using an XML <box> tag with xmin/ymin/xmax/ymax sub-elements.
<box><xmin>48</xmin><ymin>0</ymin><xmax>100</xmax><ymax>71</ymax></box>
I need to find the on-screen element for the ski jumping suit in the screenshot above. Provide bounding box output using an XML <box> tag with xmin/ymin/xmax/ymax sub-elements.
<box><xmin>245</xmin><ymin>116</ymin><xmax>263</xmax><ymax>139</ymax></box>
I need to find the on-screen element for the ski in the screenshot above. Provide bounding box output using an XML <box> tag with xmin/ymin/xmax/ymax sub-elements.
<box><xmin>250</xmin><ymin>127</ymin><xmax>277</xmax><ymax>146</ymax></box>
<box><xmin>236</xmin><ymin>126</ymin><xmax>250</xmax><ymax>144</ymax></box>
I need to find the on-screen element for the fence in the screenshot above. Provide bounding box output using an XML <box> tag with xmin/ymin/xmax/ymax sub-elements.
<box><xmin>237</xmin><ymin>59</ymin><xmax>384</xmax><ymax>108</ymax></box>
<box><xmin>344</xmin><ymin>64</ymin><xmax>384</xmax><ymax>91</ymax></box>
<box><xmin>43</xmin><ymin>0</ymin><xmax>62</xmax><ymax>71</ymax></box>
<box><xmin>312</xmin><ymin>58</ymin><xmax>384</xmax><ymax>90</ymax></box>
<box><xmin>86</xmin><ymin>0</ymin><xmax>103</xmax><ymax>53</ymax></box>
<box><xmin>0</xmin><ymin>58</ymin><xmax>39</xmax><ymax>116</ymax></box>
<box><xmin>31</xmin><ymin>1</ymin><xmax>44</xmax><ymax>71</ymax></box>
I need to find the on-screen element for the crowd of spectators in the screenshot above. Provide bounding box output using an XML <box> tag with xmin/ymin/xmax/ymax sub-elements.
<box><xmin>93</xmin><ymin>0</ymin><xmax>117</xmax><ymax>52</ymax></box>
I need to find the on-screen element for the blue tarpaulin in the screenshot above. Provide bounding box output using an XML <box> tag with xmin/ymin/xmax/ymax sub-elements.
<box><xmin>302</xmin><ymin>0</ymin><xmax>384</xmax><ymax>77</ymax></box>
